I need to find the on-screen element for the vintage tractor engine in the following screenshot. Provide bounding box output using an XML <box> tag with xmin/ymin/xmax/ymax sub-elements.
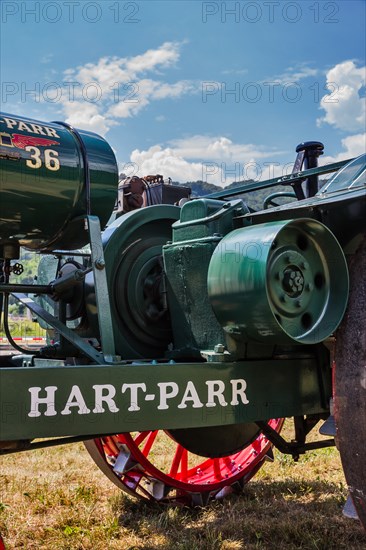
<box><xmin>0</xmin><ymin>113</ymin><xmax>365</xmax><ymax>526</ymax></box>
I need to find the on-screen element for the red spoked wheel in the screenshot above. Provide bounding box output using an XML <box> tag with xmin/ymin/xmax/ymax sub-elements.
<box><xmin>85</xmin><ymin>418</ymin><xmax>283</xmax><ymax>505</ymax></box>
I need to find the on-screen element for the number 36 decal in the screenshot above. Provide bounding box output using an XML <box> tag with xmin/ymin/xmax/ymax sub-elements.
<box><xmin>25</xmin><ymin>146</ymin><xmax>60</xmax><ymax>171</ymax></box>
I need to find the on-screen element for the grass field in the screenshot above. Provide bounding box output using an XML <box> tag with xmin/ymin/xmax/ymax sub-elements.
<box><xmin>1</xmin><ymin>422</ymin><xmax>365</xmax><ymax>549</ymax></box>
<box><xmin>0</xmin><ymin>318</ymin><xmax>45</xmax><ymax>339</ymax></box>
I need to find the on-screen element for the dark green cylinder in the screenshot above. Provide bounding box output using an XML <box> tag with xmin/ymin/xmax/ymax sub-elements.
<box><xmin>0</xmin><ymin>112</ymin><xmax>118</xmax><ymax>252</ymax></box>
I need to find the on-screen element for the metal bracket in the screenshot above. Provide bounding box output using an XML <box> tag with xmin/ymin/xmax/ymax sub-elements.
<box><xmin>256</xmin><ymin>420</ymin><xmax>335</xmax><ymax>461</ymax></box>
<box><xmin>87</xmin><ymin>215</ymin><xmax>119</xmax><ymax>363</ymax></box>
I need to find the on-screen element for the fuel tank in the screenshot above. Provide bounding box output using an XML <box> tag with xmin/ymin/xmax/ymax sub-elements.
<box><xmin>0</xmin><ymin>113</ymin><xmax>118</xmax><ymax>252</ymax></box>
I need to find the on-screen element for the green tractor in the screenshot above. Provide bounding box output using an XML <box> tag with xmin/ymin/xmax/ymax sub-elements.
<box><xmin>0</xmin><ymin>113</ymin><xmax>365</xmax><ymax>525</ymax></box>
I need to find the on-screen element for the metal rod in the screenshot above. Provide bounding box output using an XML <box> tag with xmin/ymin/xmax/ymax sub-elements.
<box><xmin>51</xmin><ymin>250</ymin><xmax>91</xmax><ymax>257</ymax></box>
<box><xmin>0</xmin><ymin>284</ymin><xmax>52</xmax><ymax>294</ymax></box>
<box><xmin>256</xmin><ymin>421</ymin><xmax>335</xmax><ymax>457</ymax></box>
<box><xmin>206</xmin><ymin>158</ymin><xmax>353</xmax><ymax>200</ymax></box>
<box><xmin>301</xmin><ymin>439</ymin><xmax>335</xmax><ymax>451</ymax></box>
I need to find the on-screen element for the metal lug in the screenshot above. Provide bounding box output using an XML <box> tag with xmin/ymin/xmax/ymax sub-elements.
<box><xmin>343</xmin><ymin>494</ymin><xmax>359</xmax><ymax>520</ymax></box>
<box><xmin>113</xmin><ymin>447</ymin><xmax>139</xmax><ymax>474</ymax></box>
<box><xmin>144</xmin><ymin>478</ymin><xmax>169</xmax><ymax>501</ymax></box>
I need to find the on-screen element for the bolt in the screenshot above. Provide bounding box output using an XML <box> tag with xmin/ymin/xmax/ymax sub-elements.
<box><xmin>301</xmin><ymin>261</ymin><xmax>308</xmax><ymax>270</ymax></box>
<box><xmin>296</xmin><ymin>300</ymin><xmax>302</xmax><ymax>308</ymax></box>
<box><xmin>294</xmin><ymin>276</ymin><xmax>304</xmax><ymax>289</ymax></box>
<box><xmin>305</xmin><ymin>283</ymin><xmax>313</xmax><ymax>291</ymax></box>
<box><xmin>282</xmin><ymin>268</ymin><xmax>304</xmax><ymax>296</ymax></box>
<box><xmin>280</xmin><ymin>294</ymin><xmax>287</xmax><ymax>303</ymax></box>
<box><xmin>214</xmin><ymin>343</ymin><xmax>225</xmax><ymax>353</ymax></box>
<box><xmin>95</xmin><ymin>258</ymin><xmax>105</xmax><ymax>270</ymax></box>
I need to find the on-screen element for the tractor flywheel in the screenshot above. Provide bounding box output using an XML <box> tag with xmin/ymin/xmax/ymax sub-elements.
<box><xmin>102</xmin><ymin>205</ymin><xmax>180</xmax><ymax>359</ymax></box>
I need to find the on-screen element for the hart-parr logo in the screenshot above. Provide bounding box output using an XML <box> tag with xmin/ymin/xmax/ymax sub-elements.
<box><xmin>28</xmin><ymin>379</ymin><xmax>250</xmax><ymax>418</ymax></box>
<box><xmin>0</xmin><ymin>116</ymin><xmax>60</xmax><ymax>138</ymax></box>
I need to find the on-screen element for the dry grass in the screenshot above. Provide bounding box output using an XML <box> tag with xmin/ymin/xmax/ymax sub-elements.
<box><xmin>1</xmin><ymin>422</ymin><xmax>366</xmax><ymax>549</ymax></box>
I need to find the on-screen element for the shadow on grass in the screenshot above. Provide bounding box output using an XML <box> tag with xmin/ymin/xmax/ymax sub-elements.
<box><xmin>113</xmin><ymin>479</ymin><xmax>366</xmax><ymax>550</ymax></box>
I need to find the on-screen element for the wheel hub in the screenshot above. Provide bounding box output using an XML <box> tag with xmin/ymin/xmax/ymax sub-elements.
<box><xmin>282</xmin><ymin>265</ymin><xmax>305</xmax><ymax>297</ymax></box>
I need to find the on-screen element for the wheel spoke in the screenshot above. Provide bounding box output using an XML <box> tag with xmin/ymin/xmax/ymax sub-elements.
<box><xmin>180</xmin><ymin>448</ymin><xmax>188</xmax><ymax>481</ymax></box>
<box><xmin>213</xmin><ymin>458</ymin><xmax>223</xmax><ymax>481</ymax></box>
<box><xmin>124</xmin><ymin>472</ymin><xmax>143</xmax><ymax>491</ymax></box>
<box><xmin>141</xmin><ymin>430</ymin><xmax>158</xmax><ymax>457</ymax></box>
<box><xmin>169</xmin><ymin>444</ymin><xmax>185</xmax><ymax>477</ymax></box>
<box><xmin>103</xmin><ymin>436</ymin><xmax>119</xmax><ymax>456</ymax></box>
<box><xmin>134</xmin><ymin>431</ymin><xmax>152</xmax><ymax>447</ymax></box>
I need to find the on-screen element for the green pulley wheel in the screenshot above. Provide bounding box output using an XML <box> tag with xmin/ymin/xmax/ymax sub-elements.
<box><xmin>208</xmin><ymin>218</ymin><xmax>349</xmax><ymax>345</ymax></box>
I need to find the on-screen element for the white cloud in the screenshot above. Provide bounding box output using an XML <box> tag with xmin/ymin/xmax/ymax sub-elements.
<box><xmin>125</xmin><ymin>42</ymin><xmax>181</xmax><ymax>73</ymax></box>
<box><xmin>150</xmin><ymin>80</ymin><xmax>197</xmax><ymax>99</ymax></box>
<box><xmin>41</xmin><ymin>53</ymin><xmax>54</xmax><ymax>65</ymax></box>
<box><xmin>264</xmin><ymin>63</ymin><xmax>319</xmax><ymax>85</ymax></box>
<box><xmin>58</xmin><ymin>42</ymin><xmax>198</xmax><ymax>135</ymax></box>
<box><xmin>317</xmin><ymin>61</ymin><xmax>366</xmax><ymax>132</ymax></box>
<box><xmin>320</xmin><ymin>133</ymin><xmax>366</xmax><ymax>165</ymax></box>
<box><xmin>59</xmin><ymin>101</ymin><xmax>115</xmax><ymax>136</ymax></box>
<box><xmin>221</xmin><ymin>68</ymin><xmax>248</xmax><ymax>76</ymax></box>
<box><xmin>168</xmin><ymin>135</ymin><xmax>283</xmax><ymax>161</ymax></box>
<box><xmin>120</xmin><ymin>136</ymin><xmax>286</xmax><ymax>186</ymax></box>
<box><xmin>128</xmin><ymin>145</ymin><xmax>207</xmax><ymax>183</ymax></box>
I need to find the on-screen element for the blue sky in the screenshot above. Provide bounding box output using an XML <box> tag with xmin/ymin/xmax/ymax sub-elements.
<box><xmin>1</xmin><ymin>0</ymin><xmax>365</xmax><ymax>185</ymax></box>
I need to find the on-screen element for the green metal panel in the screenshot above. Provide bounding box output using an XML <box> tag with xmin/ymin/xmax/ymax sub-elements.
<box><xmin>0</xmin><ymin>112</ymin><xmax>117</xmax><ymax>251</ymax></box>
<box><xmin>163</xmin><ymin>199</ymin><xmax>249</xmax><ymax>356</ymax></box>
<box><xmin>0</xmin><ymin>357</ymin><xmax>330</xmax><ymax>440</ymax></box>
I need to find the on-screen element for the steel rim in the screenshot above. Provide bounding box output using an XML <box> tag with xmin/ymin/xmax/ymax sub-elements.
<box><xmin>88</xmin><ymin>418</ymin><xmax>283</xmax><ymax>504</ymax></box>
